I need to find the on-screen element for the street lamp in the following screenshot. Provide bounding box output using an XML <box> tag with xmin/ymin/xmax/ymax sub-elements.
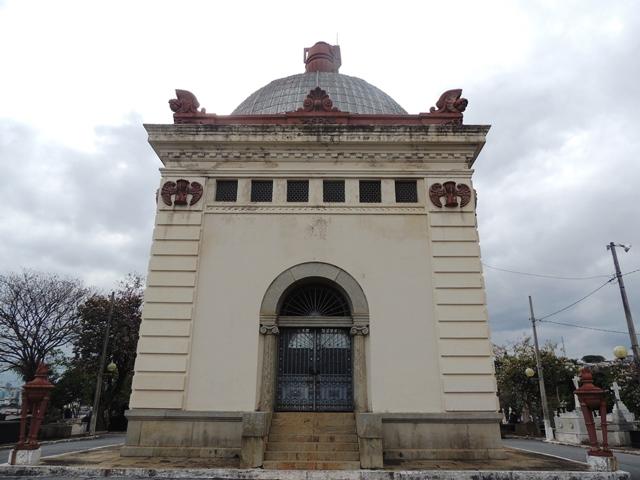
<box><xmin>106</xmin><ymin>362</ymin><xmax>118</xmax><ymax>374</ymax></box>
<box><xmin>525</xmin><ymin>367</ymin><xmax>535</xmax><ymax>378</ymax></box>
<box><xmin>613</xmin><ymin>346</ymin><xmax>628</xmax><ymax>360</ymax></box>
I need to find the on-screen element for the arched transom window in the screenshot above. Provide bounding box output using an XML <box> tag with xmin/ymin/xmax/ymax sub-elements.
<box><xmin>279</xmin><ymin>283</ymin><xmax>350</xmax><ymax>317</ymax></box>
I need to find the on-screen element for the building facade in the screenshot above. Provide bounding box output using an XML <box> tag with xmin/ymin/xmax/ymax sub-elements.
<box><xmin>123</xmin><ymin>42</ymin><xmax>503</xmax><ymax>468</ymax></box>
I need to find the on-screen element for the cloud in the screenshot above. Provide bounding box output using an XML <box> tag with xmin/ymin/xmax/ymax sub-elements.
<box><xmin>0</xmin><ymin>116</ymin><xmax>160</xmax><ymax>290</ymax></box>
<box><xmin>466</xmin><ymin>4</ymin><xmax>640</xmax><ymax>359</ymax></box>
<box><xmin>0</xmin><ymin>1</ymin><xmax>638</xmax><ymax>360</ymax></box>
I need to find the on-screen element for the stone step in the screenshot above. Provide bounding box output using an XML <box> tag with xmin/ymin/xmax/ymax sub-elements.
<box><xmin>267</xmin><ymin>433</ymin><xmax>358</xmax><ymax>443</ymax></box>
<box><xmin>271</xmin><ymin>412</ymin><xmax>356</xmax><ymax>428</ymax></box>
<box><xmin>269</xmin><ymin>424</ymin><xmax>356</xmax><ymax>435</ymax></box>
<box><xmin>264</xmin><ymin>450</ymin><xmax>360</xmax><ymax>462</ymax></box>
<box><xmin>262</xmin><ymin>460</ymin><xmax>361</xmax><ymax>470</ymax></box>
<box><xmin>266</xmin><ymin>441</ymin><xmax>359</xmax><ymax>452</ymax></box>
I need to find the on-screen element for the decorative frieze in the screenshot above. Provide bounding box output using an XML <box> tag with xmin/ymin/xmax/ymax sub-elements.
<box><xmin>205</xmin><ymin>206</ymin><xmax>425</xmax><ymax>215</ymax></box>
<box><xmin>159</xmin><ymin>150</ymin><xmax>471</xmax><ymax>164</ymax></box>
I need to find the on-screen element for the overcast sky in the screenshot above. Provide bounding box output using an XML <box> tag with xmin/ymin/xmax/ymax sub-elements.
<box><xmin>0</xmin><ymin>0</ymin><xmax>638</xmax><ymax>369</ymax></box>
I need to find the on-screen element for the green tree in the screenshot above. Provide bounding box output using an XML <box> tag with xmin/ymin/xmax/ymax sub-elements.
<box><xmin>494</xmin><ymin>337</ymin><xmax>578</xmax><ymax>423</ymax></box>
<box><xmin>61</xmin><ymin>275</ymin><xmax>143</xmax><ymax>430</ymax></box>
<box><xmin>0</xmin><ymin>270</ymin><xmax>89</xmax><ymax>381</ymax></box>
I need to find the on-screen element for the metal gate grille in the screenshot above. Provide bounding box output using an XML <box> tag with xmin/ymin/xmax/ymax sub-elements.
<box><xmin>276</xmin><ymin>328</ymin><xmax>353</xmax><ymax>411</ymax></box>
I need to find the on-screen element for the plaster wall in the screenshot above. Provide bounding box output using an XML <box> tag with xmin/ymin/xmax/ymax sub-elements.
<box><xmin>186</xmin><ymin>212</ymin><xmax>441</xmax><ymax>412</ymax></box>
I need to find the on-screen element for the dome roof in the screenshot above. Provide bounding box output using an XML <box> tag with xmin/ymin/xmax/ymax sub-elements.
<box><xmin>232</xmin><ymin>41</ymin><xmax>406</xmax><ymax>115</ymax></box>
<box><xmin>232</xmin><ymin>72</ymin><xmax>407</xmax><ymax>115</ymax></box>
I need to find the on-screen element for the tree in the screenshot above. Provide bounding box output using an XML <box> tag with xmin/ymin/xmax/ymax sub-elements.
<box><xmin>66</xmin><ymin>275</ymin><xmax>143</xmax><ymax>430</ymax></box>
<box><xmin>0</xmin><ymin>270</ymin><xmax>89</xmax><ymax>381</ymax></box>
<box><xmin>494</xmin><ymin>337</ymin><xmax>578</xmax><ymax>423</ymax></box>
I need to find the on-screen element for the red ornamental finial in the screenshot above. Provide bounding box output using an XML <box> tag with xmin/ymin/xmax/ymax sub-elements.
<box><xmin>304</xmin><ymin>42</ymin><xmax>341</xmax><ymax>73</ymax></box>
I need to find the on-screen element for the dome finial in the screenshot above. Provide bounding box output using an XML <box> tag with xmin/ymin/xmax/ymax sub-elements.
<box><xmin>304</xmin><ymin>41</ymin><xmax>341</xmax><ymax>73</ymax></box>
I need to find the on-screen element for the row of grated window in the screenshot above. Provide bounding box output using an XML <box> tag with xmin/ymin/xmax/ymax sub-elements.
<box><xmin>214</xmin><ymin>179</ymin><xmax>418</xmax><ymax>203</ymax></box>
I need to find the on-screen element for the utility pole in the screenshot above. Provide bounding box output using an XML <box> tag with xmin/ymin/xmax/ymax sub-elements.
<box><xmin>529</xmin><ymin>296</ymin><xmax>554</xmax><ymax>441</ymax></box>
<box><xmin>607</xmin><ymin>242</ymin><xmax>640</xmax><ymax>367</ymax></box>
<box><xmin>89</xmin><ymin>292</ymin><xmax>115</xmax><ymax>436</ymax></box>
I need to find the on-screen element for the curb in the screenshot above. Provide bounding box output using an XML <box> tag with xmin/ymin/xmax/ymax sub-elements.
<box><xmin>0</xmin><ymin>466</ymin><xmax>630</xmax><ymax>479</ymax></box>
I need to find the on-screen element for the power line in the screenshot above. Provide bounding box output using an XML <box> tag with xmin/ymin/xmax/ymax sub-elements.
<box><xmin>538</xmin><ymin>277</ymin><xmax>616</xmax><ymax>320</ymax></box>
<box><xmin>539</xmin><ymin>319</ymin><xmax>629</xmax><ymax>335</ymax></box>
<box><xmin>482</xmin><ymin>262</ymin><xmax>612</xmax><ymax>280</ymax></box>
<box><xmin>622</xmin><ymin>268</ymin><xmax>640</xmax><ymax>278</ymax></box>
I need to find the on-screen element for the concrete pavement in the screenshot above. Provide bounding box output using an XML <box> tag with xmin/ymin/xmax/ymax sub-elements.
<box><xmin>505</xmin><ymin>438</ymin><xmax>639</xmax><ymax>479</ymax></box>
<box><xmin>0</xmin><ymin>433</ymin><xmax>125</xmax><ymax>464</ymax></box>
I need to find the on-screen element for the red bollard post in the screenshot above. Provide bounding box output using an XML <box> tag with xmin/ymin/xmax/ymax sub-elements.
<box><xmin>575</xmin><ymin>367</ymin><xmax>612</xmax><ymax>456</ymax></box>
<box><xmin>575</xmin><ymin>367</ymin><xmax>618</xmax><ymax>471</ymax></box>
<box><xmin>9</xmin><ymin>363</ymin><xmax>55</xmax><ymax>465</ymax></box>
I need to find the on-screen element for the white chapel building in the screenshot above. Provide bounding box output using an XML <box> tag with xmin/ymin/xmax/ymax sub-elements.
<box><xmin>123</xmin><ymin>42</ymin><xmax>503</xmax><ymax>468</ymax></box>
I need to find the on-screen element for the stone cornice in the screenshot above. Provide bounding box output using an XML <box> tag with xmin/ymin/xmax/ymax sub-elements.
<box><xmin>145</xmin><ymin>124</ymin><xmax>489</xmax><ymax>146</ymax></box>
<box><xmin>160</xmin><ymin>169</ymin><xmax>474</xmax><ymax>177</ymax></box>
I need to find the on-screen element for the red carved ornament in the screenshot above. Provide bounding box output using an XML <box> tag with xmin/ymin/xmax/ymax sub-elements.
<box><xmin>297</xmin><ymin>87</ymin><xmax>340</xmax><ymax>113</ymax></box>
<box><xmin>429</xmin><ymin>181</ymin><xmax>472</xmax><ymax>208</ymax></box>
<box><xmin>161</xmin><ymin>179</ymin><xmax>203</xmax><ymax>206</ymax></box>
<box><xmin>169</xmin><ymin>89</ymin><xmax>206</xmax><ymax>115</ymax></box>
<box><xmin>430</xmin><ymin>89</ymin><xmax>468</xmax><ymax>114</ymax></box>
<box><xmin>304</xmin><ymin>41</ymin><xmax>342</xmax><ymax>73</ymax></box>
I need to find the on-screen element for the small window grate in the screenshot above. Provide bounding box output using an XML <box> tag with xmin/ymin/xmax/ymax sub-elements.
<box><xmin>323</xmin><ymin>180</ymin><xmax>345</xmax><ymax>203</ymax></box>
<box><xmin>251</xmin><ymin>180</ymin><xmax>273</xmax><ymax>202</ymax></box>
<box><xmin>287</xmin><ymin>180</ymin><xmax>309</xmax><ymax>202</ymax></box>
<box><xmin>395</xmin><ymin>180</ymin><xmax>418</xmax><ymax>203</ymax></box>
<box><xmin>359</xmin><ymin>181</ymin><xmax>381</xmax><ymax>203</ymax></box>
<box><xmin>215</xmin><ymin>180</ymin><xmax>238</xmax><ymax>202</ymax></box>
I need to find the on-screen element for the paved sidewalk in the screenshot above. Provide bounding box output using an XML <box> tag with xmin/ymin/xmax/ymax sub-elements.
<box><xmin>41</xmin><ymin>444</ymin><xmax>588</xmax><ymax>470</ymax></box>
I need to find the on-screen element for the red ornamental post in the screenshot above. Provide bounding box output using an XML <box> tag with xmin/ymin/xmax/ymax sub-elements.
<box><xmin>574</xmin><ymin>367</ymin><xmax>612</xmax><ymax>457</ymax></box>
<box><xmin>14</xmin><ymin>364</ymin><xmax>54</xmax><ymax>451</ymax></box>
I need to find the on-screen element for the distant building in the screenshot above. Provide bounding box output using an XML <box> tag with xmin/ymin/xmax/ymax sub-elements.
<box><xmin>124</xmin><ymin>42</ymin><xmax>502</xmax><ymax>468</ymax></box>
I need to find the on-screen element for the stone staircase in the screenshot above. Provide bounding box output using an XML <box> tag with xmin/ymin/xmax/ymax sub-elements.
<box><xmin>263</xmin><ymin>412</ymin><xmax>361</xmax><ymax>470</ymax></box>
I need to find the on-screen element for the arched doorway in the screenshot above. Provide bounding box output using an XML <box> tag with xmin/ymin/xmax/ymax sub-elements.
<box><xmin>258</xmin><ymin>262</ymin><xmax>370</xmax><ymax>413</ymax></box>
<box><xmin>276</xmin><ymin>282</ymin><xmax>353</xmax><ymax>411</ymax></box>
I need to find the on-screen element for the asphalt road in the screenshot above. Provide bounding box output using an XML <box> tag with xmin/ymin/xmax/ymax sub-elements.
<box><xmin>0</xmin><ymin>433</ymin><xmax>125</xmax><ymax>465</ymax></box>
<box><xmin>505</xmin><ymin>438</ymin><xmax>640</xmax><ymax>479</ymax></box>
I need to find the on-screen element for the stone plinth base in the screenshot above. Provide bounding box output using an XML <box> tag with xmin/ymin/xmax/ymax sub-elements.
<box><xmin>8</xmin><ymin>448</ymin><xmax>41</xmax><ymax>465</ymax></box>
<box><xmin>123</xmin><ymin>409</ymin><xmax>271</xmax><ymax>466</ymax></box>
<box><xmin>587</xmin><ymin>453</ymin><xmax>618</xmax><ymax>472</ymax></box>
<box><xmin>124</xmin><ymin>409</ymin><xmax>505</xmax><ymax>466</ymax></box>
<box><xmin>381</xmin><ymin>412</ymin><xmax>506</xmax><ymax>461</ymax></box>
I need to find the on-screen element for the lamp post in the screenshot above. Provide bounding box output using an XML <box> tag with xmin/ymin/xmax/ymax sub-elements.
<box><xmin>607</xmin><ymin>242</ymin><xmax>639</xmax><ymax>367</ymax></box>
<box><xmin>528</xmin><ymin>296</ymin><xmax>554</xmax><ymax>441</ymax></box>
<box><xmin>89</xmin><ymin>292</ymin><xmax>115</xmax><ymax>436</ymax></box>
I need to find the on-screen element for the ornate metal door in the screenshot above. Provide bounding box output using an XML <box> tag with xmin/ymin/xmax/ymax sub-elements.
<box><xmin>276</xmin><ymin>327</ymin><xmax>353</xmax><ymax>411</ymax></box>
